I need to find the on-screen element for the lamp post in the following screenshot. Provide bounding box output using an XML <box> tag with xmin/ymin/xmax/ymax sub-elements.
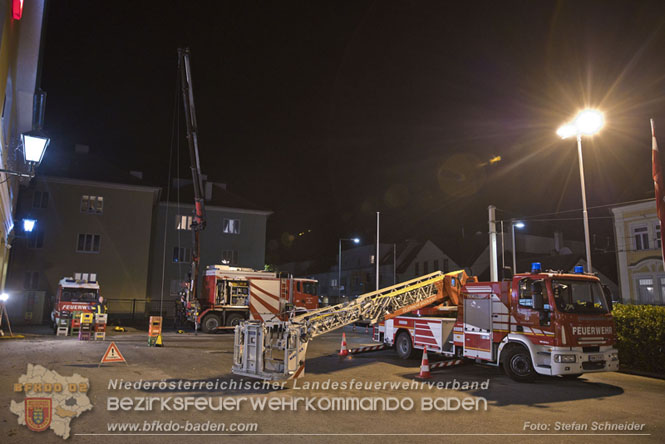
<box><xmin>338</xmin><ymin>237</ymin><xmax>360</xmax><ymax>299</ymax></box>
<box><xmin>557</xmin><ymin>109</ymin><xmax>604</xmax><ymax>273</ymax></box>
<box><xmin>511</xmin><ymin>220</ymin><xmax>525</xmax><ymax>273</ymax></box>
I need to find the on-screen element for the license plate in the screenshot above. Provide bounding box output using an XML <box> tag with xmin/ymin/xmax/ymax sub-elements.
<box><xmin>589</xmin><ymin>354</ymin><xmax>604</xmax><ymax>362</ymax></box>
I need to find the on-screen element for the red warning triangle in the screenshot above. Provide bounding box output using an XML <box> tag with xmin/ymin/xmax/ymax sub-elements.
<box><xmin>100</xmin><ymin>342</ymin><xmax>127</xmax><ymax>366</ymax></box>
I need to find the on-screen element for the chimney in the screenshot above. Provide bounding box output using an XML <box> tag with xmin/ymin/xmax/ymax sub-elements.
<box><xmin>554</xmin><ymin>231</ymin><xmax>564</xmax><ymax>253</ymax></box>
<box><xmin>205</xmin><ymin>181</ymin><xmax>213</xmax><ymax>200</ymax></box>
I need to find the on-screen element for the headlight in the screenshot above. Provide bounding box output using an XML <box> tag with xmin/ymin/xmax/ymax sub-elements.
<box><xmin>554</xmin><ymin>354</ymin><xmax>576</xmax><ymax>363</ymax></box>
<box><xmin>609</xmin><ymin>352</ymin><xmax>619</xmax><ymax>361</ymax></box>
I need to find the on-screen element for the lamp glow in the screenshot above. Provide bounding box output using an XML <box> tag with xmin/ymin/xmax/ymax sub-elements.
<box><xmin>574</xmin><ymin>109</ymin><xmax>604</xmax><ymax>136</ymax></box>
<box><xmin>0</xmin><ymin>293</ymin><xmax>8</xmax><ymax>302</ymax></box>
<box><xmin>23</xmin><ymin>219</ymin><xmax>36</xmax><ymax>232</ymax></box>
<box><xmin>352</xmin><ymin>238</ymin><xmax>360</xmax><ymax>244</ymax></box>
<box><xmin>557</xmin><ymin>109</ymin><xmax>604</xmax><ymax>139</ymax></box>
<box><xmin>21</xmin><ymin>130</ymin><xmax>50</xmax><ymax>164</ymax></box>
<box><xmin>514</xmin><ymin>221</ymin><xmax>525</xmax><ymax>229</ymax></box>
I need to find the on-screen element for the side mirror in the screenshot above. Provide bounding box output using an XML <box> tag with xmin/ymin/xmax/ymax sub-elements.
<box><xmin>602</xmin><ymin>285</ymin><xmax>613</xmax><ymax>312</ymax></box>
<box><xmin>532</xmin><ymin>291</ymin><xmax>544</xmax><ymax>310</ymax></box>
<box><xmin>502</xmin><ymin>266</ymin><xmax>513</xmax><ymax>281</ymax></box>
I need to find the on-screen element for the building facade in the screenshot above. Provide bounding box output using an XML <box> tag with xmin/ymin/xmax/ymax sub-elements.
<box><xmin>612</xmin><ymin>200</ymin><xmax>664</xmax><ymax>305</ymax></box>
<box><xmin>0</xmin><ymin>0</ymin><xmax>47</xmax><ymax>294</ymax></box>
<box><xmin>6</xmin><ymin>176</ymin><xmax>160</xmax><ymax>322</ymax></box>
<box><xmin>146</xmin><ymin>181</ymin><xmax>271</xmax><ymax>316</ymax></box>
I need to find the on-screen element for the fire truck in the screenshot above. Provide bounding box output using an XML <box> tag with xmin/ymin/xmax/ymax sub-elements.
<box><xmin>50</xmin><ymin>275</ymin><xmax>100</xmax><ymax>334</ymax></box>
<box><xmin>231</xmin><ymin>264</ymin><xmax>618</xmax><ymax>382</ymax></box>
<box><xmin>196</xmin><ymin>265</ymin><xmax>319</xmax><ymax>333</ymax></box>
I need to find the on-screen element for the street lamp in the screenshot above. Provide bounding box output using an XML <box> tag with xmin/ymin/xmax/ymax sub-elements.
<box><xmin>0</xmin><ymin>129</ymin><xmax>50</xmax><ymax>179</ymax></box>
<box><xmin>512</xmin><ymin>221</ymin><xmax>525</xmax><ymax>273</ymax></box>
<box><xmin>557</xmin><ymin>109</ymin><xmax>604</xmax><ymax>273</ymax></box>
<box><xmin>338</xmin><ymin>237</ymin><xmax>360</xmax><ymax>299</ymax></box>
<box><xmin>22</xmin><ymin>219</ymin><xmax>36</xmax><ymax>232</ymax></box>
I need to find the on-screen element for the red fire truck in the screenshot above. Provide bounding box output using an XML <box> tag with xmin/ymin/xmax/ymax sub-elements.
<box><xmin>50</xmin><ymin>275</ymin><xmax>100</xmax><ymax>334</ymax></box>
<box><xmin>196</xmin><ymin>265</ymin><xmax>319</xmax><ymax>333</ymax></box>
<box><xmin>376</xmin><ymin>263</ymin><xmax>619</xmax><ymax>381</ymax></box>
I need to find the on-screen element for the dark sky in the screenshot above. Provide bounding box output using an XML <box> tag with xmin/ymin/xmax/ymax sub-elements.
<box><xmin>39</xmin><ymin>1</ymin><xmax>665</xmax><ymax>265</ymax></box>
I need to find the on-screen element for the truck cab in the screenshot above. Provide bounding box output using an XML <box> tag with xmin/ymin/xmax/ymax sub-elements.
<box><xmin>51</xmin><ymin>275</ymin><xmax>100</xmax><ymax>334</ymax></box>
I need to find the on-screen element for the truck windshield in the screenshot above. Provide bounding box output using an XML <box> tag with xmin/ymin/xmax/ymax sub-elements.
<box><xmin>61</xmin><ymin>288</ymin><xmax>98</xmax><ymax>302</ymax></box>
<box><xmin>302</xmin><ymin>281</ymin><xmax>318</xmax><ymax>295</ymax></box>
<box><xmin>551</xmin><ymin>279</ymin><xmax>609</xmax><ymax>314</ymax></box>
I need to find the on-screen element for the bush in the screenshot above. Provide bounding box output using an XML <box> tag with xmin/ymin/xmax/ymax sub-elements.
<box><xmin>612</xmin><ymin>304</ymin><xmax>665</xmax><ymax>373</ymax></box>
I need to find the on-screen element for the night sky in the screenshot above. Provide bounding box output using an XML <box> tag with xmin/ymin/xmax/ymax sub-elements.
<box><xmin>39</xmin><ymin>1</ymin><xmax>665</xmax><ymax>265</ymax></box>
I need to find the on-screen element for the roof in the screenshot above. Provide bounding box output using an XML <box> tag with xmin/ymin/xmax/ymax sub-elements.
<box><xmin>164</xmin><ymin>182</ymin><xmax>271</xmax><ymax>213</ymax></box>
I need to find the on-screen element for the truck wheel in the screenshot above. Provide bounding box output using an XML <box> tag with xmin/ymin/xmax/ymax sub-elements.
<box><xmin>502</xmin><ymin>345</ymin><xmax>536</xmax><ymax>382</ymax></box>
<box><xmin>395</xmin><ymin>331</ymin><xmax>416</xmax><ymax>360</ymax></box>
<box><xmin>225</xmin><ymin>313</ymin><xmax>244</xmax><ymax>327</ymax></box>
<box><xmin>201</xmin><ymin>314</ymin><xmax>221</xmax><ymax>333</ymax></box>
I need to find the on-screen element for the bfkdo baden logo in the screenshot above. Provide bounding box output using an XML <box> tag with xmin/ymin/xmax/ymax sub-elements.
<box><xmin>25</xmin><ymin>398</ymin><xmax>52</xmax><ymax>432</ymax></box>
<box><xmin>10</xmin><ymin>364</ymin><xmax>93</xmax><ymax>439</ymax></box>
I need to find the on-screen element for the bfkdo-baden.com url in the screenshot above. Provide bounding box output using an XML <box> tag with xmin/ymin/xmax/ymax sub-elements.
<box><xmin>106</xmin><ymin>420</ymin><xmax>258</xmax><ymax>433</ymax></box>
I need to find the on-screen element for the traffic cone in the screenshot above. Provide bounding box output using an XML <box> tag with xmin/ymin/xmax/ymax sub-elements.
<box><xmin>416</xmin><ymin>346</ymin><xmax>431</xmax><ymax>379</ymax></box>
<box><xmin>155</xmin><ymin>334</ymin><xmax>163</xmax><ymax>347</ymax></box>
<box><xmin>338</xmin><ymin>333</ymin><xmax>348</xmax><ymax>357</ymax></box>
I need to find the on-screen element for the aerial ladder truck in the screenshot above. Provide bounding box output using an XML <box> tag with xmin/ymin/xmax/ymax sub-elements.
<box><xmin>232</xmin><ymin>270</ymin><xmax>470</xmax><ymax>380</ymax></box>
<box><xmin>232</xmin><ymin>264</ymin><xmax>619</xmax><ymax>382</ymax></box>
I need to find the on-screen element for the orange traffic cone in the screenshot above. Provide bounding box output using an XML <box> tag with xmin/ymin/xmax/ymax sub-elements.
<box><xmin>417</xmin><ymin>346</ymin><xmax>431</xmax><ymax>379</ymax></box>
<box><xmin>339</xmin><ymin>333</ymin><xmax>349</xmax><ymax>357</ymax></box>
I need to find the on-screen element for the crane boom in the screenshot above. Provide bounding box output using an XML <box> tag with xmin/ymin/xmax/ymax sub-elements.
<box><xmin>177</xmin><ymin>47</ymin><xmax>207</xmax><ymax>305</ymax></box>
<box><xmin>232</xmin><ymin>270</ymin><xmax>471</xmax><ymax>380</ymax></box>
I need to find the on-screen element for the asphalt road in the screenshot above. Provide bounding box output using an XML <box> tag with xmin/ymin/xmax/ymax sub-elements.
<box><xmin>1</xmin><ymin>325</ymin><xmax>663</xmax><ymax>444</ymax></box>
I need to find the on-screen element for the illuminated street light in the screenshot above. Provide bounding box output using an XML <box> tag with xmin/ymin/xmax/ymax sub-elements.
<box><xmin>0</xmin><ymin>129</ymin><xmax>51</xmax><ymax>179</ymax></box>
<box><xmin>557</xmin><ymin>109</ymin><xmax>604</xmax><ymax>273</ymax></box>
<box><xmin>23</xmin><ymin>219</ymin><xmax>36</xmax><ymax>232</ymax></box>
<box><xmin>512</xmin><ymin>220</ymin><xmax>525</xmax><ymax>273</ymax></box>
<box><xmin>0</xmin><ymin>293</ymin><xmax>8</xmax><ymax>302</ymax></box>
<box><xmin>338</xmin><ymin>237</ymin><xmax>361</xmax><ymax>299</ymax></box>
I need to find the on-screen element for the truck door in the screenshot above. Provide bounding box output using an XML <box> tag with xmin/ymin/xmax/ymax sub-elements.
<box><xmin>514</xmin><ymin>278</ymin><xmax>552</xmax><ymax>339</ymax></box>
<box><xmin>463</xmin><ymin>292</ymin><xmax>493</xmax><ymax>360</ymax></box>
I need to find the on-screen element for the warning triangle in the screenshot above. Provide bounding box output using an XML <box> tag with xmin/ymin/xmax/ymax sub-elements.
<box><xmin>99</xmin><ymin>342</ymin><xmax>127</xmax><ymax>366</ymax></box>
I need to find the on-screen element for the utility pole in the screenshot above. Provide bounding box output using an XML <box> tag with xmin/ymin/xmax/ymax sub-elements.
<box><xmin>488</xmin><ymin>205</ymin><xmax>498</xmax><ymax>282</ymax></box>
<box><xmin>376</xmin><ymin>212</ymin><xmax>380</xmax><ymax>291</ymax></box>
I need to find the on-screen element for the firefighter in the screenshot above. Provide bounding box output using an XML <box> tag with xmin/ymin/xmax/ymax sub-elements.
<box><xmin>93</xmin><ymin>295</ymin><xmax>107</xmax><ymax>315</ymax></box>
<box><xmin>174</xmin><ymin>293</ymin><xmax>186</xmax><ymax>329</ymax></box>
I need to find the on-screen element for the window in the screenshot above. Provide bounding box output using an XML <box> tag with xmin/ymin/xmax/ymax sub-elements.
<box><xmin>331</xmin><ymin>279</ymin><xmax>338</xmax><ymax>288</ymax></box>
<box><xmin>32</xmin><ymin>191</ymin><xmax>49</xmax><ymax>209</ymax></box>
<box><xmin>81</xmin><ymin>195</ymin><xmax>103</xmax><ymax>214</ymax></box>
<box><xmin>223</xmin><ymin>218</ymin><xmax>240</xmax><ymax>234</ymax></box>
<box><xmin>173</xmin><ymin>247</ymin><xmax>192</xmax><ymax>263</ymax></box>
<box><xmin>77</xmin><ymin>233</ymin><xmax>101</xmax><ymax>253</ymax></box>
<box><xmin>423</xmin><ymin>261</ymin><xmax>429</xmax><ymax>274</ymax></box>
<box><xmin>176</xmin><ymin>215</ymin><xmax>193</xmax><ymax>231</ymax></box>
<box><xmin>222</xmin><ymin>249</ymin><xmax>238</xmax><ymax>265</ymax></box>
<box><xmin>74</xmin><ymin>272</ymin><xmax>97</xmax><ymax>282</ymax></box>
<box><xmin>443</xmin><ymin>258</ymin><xmax>450</xmax><ymax>273</ymax></box>
<box><xmin>415</xmin><ymin>262</ymin><xmax>419</xmax><ymax>275</ymax></box>
<box><xmin>637</xmin><ymin>278</ymin><xmax>656</xmax><ymax>305</ymax></box>
<box><xmin>23</xmin><ymin>271</ymin><xmax>39</xmax><ymax>290</ymax></box>
<box><xmin>26</xmin><ymin>230</ymin><xmax>44</xmax><ymax>249</ymax></box>
<box><xmin>633</xmin><ymin>226</ymin><xmax>649</xmax><ymax>251</ymax></box>
<box><xmin>433</xmin><ymin>259</ymin><xmax>439</xmax><ymax>271</ymax></box>
<box><xmin>656</xmin><ymin>224</ymin><xmax>661</xmax><ymax>249</ymax></box>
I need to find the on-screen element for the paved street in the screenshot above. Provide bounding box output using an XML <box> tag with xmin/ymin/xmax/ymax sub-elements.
<box><xmin>1</xmin><ymin>325</ymin><xmax>663</xmax><ymax>443</ymax></box>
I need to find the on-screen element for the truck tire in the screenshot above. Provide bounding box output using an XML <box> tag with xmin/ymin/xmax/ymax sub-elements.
<box><xmin>225</xmin><ymin>313</ymin><xmax>244</xmax><ymax>327</ymax></box>
<box><xmin>395</xmin><ymin>331</ymin><xmax>416</xmax><ymax>360</ymax></box>
<box><xmin>502</xmin><ymin>345</ymin><xmax>536</xmax><ymax>382</ymax></box>
<box><xmin>201</xmin><ymin>314</ymin><xmax>221</xmax><ymax>333</ymax></box>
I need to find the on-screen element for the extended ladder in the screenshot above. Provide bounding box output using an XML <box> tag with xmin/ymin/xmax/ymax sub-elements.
<box><xmin>232</xmin><ymin>270</ymin><xmax>469</xmax><ymax>380</ymax></box>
